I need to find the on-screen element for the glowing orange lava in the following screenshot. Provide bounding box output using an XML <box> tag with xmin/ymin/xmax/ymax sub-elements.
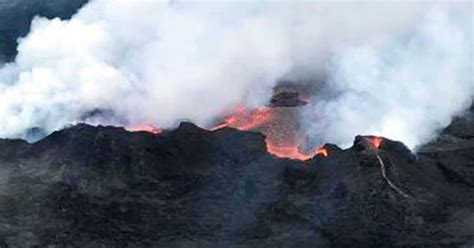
<box><xmin>266</xmin><ymin>141</ymin><xmax>315</xmax><ymax>161</ymax></box>
<box><xmin>315</xmin><ymin>147</ymin><xmax>329</xmax><ymax>157</ymax></box>
<box><xmin>211</xmin><ymin>105</ymin><xmax>276</xmax><ymax>131</ymax></box>
<box><xmin>126</xmin><ymin>104</ymin><xmax>332</xmax><ymax>161</ymax></box>
<box><xmin>210</xmin><ymin>105</ymin><xmax>331</xmax><ymax>161</ymax></box>
<box><xmin>369</xmin><ymin>136</ymin><xmax>383</xmax><ymax>149</ymax></box>
<box><xmin>266</xmin><ymin>143</ymin><xmax>329</xmax><ymax>161</ymax></box>
<box><xmin>126</xmin><ymin>124</ymin><xmax>162</xmax><ymax>134</ymax></box>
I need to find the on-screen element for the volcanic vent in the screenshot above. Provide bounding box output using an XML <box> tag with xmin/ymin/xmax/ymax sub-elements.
<box><xmin>125</xmin><ymin>84</ymin><xmax>325</xmax><ymax>161</ymax></box>
<box><xmin>211</xmin><ymin>86</ymin><xmax>327</xmax><ymax>160</ymax></box>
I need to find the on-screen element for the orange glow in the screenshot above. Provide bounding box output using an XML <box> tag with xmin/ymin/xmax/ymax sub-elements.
<box><xmin>369</xmin><ymin>136</ymin><xmax>383</xmax><ymax>149</ymax></box>
<box><xmin>211</xmin><ymin>105</ymin><xmax>276</xmax><ymax>131</ymax></box>
<box><xmin>126</xmin><ymin>124</ymin><xmax>162</xmax><ymax>135</ymax></box>
<box><xmin>266</xmin><ymin>141</ymin><xmax>315</xmax><ymax>161</ymax></box>
<box><xmin>126</xmin><ymin>104</ymin><xmax>331</xmax><ymax>161</ymax></box>
<box><xmin>266</xmin><ymin>142</ymin><xmax>329</xmax><ymax>161</ymax></box>
<box><xmin>211</xmin><ymin>105</ymin><xmax>331</xmax><ymax>161</ymax></box>
<box><xmin>315</xmin><ymin>147</ymin><xmax>329</xmax><ymax>157</ymax></box>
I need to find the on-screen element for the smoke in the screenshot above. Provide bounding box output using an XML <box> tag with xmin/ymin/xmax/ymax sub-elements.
<box><xmin>0</xmin><ymin>1</ymin><xmax>293</xmax><ymax>138</ymax></box>
<box><xmin>0</xmin><ymin>1</ymin><xmax>472</xmax><ymax>150</ymax></box>
<box><xmin>303</xmin><ymin>4</ymin><xmax>473</xmax><ymax>150</ymax></box>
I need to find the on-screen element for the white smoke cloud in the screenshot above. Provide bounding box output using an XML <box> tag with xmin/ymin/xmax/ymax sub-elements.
<box><xmin>0</xmin><ymin>0</ymin><xmax>471</xmax><ymax>150</ymax></box>
<box><xmin>0</xmin><ymin>1</ymin><xmax>294</xmax><ymax>138</ymax></box>
<box><xmin>303</xmin><ymin>5</ymin><xmax>473</xmax><ymax>150</ymax></box>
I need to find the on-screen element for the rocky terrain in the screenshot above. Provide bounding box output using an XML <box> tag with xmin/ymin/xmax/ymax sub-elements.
<box><xmin>0</xmin><ymin>106</ymin><xmax>472</xmax><ymax>248</ymax></box>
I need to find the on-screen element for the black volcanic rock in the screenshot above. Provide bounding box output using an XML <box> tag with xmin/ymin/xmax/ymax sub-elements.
<box><xmin>0</xmin><ymin>116</ymin><xmax>472</xmax><ymax>247</ymax></box>
<box><xmin>270</xmin><ymin>91</ymin><xmax>308</xmax><ymax>107</ymax></box>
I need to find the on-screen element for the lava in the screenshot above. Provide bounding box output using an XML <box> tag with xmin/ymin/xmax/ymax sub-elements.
<box><xmin>369</xmin><ymin>136</ymin><xmax>383</xmax><ymax>149</ymax></box>
<box><xmin>266</xmin><ymin>143</ymin><xmax>329</xmax><ymax>161</ymax></box>
<box><xmin>315</xmin><ymin>146</ymin><xmax>329</xmax><ymax>157</ymax></box>
<box><xmin>211</xmin><ymin>105</ymin><xmax>275</xmax><ymax>131</ymax></box>
<box><xmin>128</xmin><ymin>103</ymin><xmax>327</xmax><ymax>161</ymax></box>
<box><xmin>125</xmin><ymin>124</ymin><xmax>162</xmax><ymax>134</ymax></box>
<box><xmin>266</xmin><ymin>141</ymin><xmax>315</xmax><ymax>161</ymax></box>
<box><xmin>210</xmin><ymin>105</ymin><xmax>331</xmax><ymax>161</ymax></box>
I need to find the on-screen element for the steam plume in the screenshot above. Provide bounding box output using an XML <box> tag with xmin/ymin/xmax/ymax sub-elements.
<box><xmin>303</xmin><ymin>5</ymin><xmax>473</xmax><ymax>149</ymax></box>
<box><xmin>0</xmin><ymin>1</ymin><xmax>471</xmax><ymax>150</ymax></box>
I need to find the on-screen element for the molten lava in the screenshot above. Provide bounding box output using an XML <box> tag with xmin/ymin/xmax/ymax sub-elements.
<box><xmin>369</xmin><ymin>136</ymin><xmax>383</xmax><ymax>149</ymax></box>
<box><xmin>125</xmin><ymin>104</ymin><xmax>331</xmax><ymax>161</ymax></box>
<box><xmin>266</xmin><ymin>143</ymin><xmax>329</xmax><ymax>161</ymax></box>
<box><xmin>211</xmin><ymin>106</ymin><xmax>275</xmax><ymax>131</ymax></box>
<box><xmin>266</xmin><ymin>142</ymin><xmax>314</xmax><ymax>161</ymax></box>
<box><xmin>125</xmin><ymin>124</ymin><xmax>162</xmax><ymax>135</ymax></box>
<box><xmin>315</xmin><ymin>147</ymin><xmax>329</xmax><ymax>157</ymax></box>
<box><xmin>128</xmin><ymin>100</ymin><xmax>327</xmax><ymax>161</ymax></box>
<box><xmin>211</xmin><ymin>105</ymin><xmax>329</xmax><ymax>161</ymax></box>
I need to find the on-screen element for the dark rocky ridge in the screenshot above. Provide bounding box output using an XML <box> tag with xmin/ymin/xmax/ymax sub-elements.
<box><xmin>0</xmin><ymin>109</ymin><xmax>473</xmax><ymax>247</ymax></box>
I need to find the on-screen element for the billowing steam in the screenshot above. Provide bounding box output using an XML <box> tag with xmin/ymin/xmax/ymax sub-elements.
<box><xmin>303</xmin><ymin>6</ymin><xmax>473</xmax><ymax>149</ymax></box>
<box><xmin>0</xmin><ymin>0</ymin><xmax>472</xmax><ymax>150</ymax></box>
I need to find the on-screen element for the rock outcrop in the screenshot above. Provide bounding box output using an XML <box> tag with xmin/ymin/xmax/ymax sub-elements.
<box><xmin>0</xmin><ymin>108</ymin><xmax>472</xmax><ymax>247</ymax></box>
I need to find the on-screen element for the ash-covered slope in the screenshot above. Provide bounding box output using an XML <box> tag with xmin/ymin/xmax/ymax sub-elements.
<box><xmin>0</xmin><ymin>113</ymin><xmax>473</xmax><ymax>247</ymax></box>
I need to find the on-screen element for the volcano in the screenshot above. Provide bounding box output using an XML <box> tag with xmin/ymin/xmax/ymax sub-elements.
<box><xmin>0</xmin><ymin>106</ymin><xmax>472</xmax><ymax>247</ymax></box>
<box><xmin>0</xmin><ymin>1</ymin><xmax>473</xmax><ymax>247</ymax></box>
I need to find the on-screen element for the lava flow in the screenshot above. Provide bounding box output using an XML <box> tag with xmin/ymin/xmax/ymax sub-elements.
<box><xmin>125</xmin><ymin>124</ymin><xmax>162</xmax><ymax>134</ymax></box>
<box><xmin>266</xmin><ymin>143</ymin><xmax>314</xmax><ymax>161</ymax></box>
<box><xmin>124</xmin><ymin>105</ymin><xmax>329</xmax><ymax>161</ymax></box>
<box><xmin>211</xmin><ymin>105</ymin><xmax>328</xmax><ymax>161</ymax></box>
<box><xmin>266</xmin><ymin>144</ymin><xmax>329</xmax><ymax>160</ymax></box>
<box><xmin>210</xmin><ymin>105</ymin><xmax>275</xmax><ymax>131</ymax></box>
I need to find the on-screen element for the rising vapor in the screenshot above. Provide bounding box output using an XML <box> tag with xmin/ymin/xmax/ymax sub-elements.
<box><xmin>0</xmin><ymin>0</ymin><xmax>471</xmax><ymax>150</ymax></box>
<box><xmin>302</xmin><ymin>6</ymin><xmax>473</xmax><ymax>149</ymax></box>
